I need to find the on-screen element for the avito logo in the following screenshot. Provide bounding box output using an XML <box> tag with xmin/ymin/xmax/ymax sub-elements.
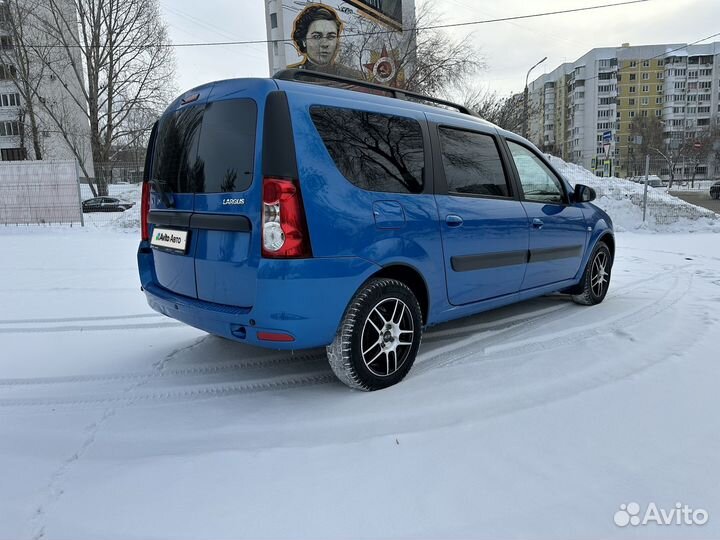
<box><xmin>614</xmin><ymin>502</ymin><xmax>709</xmax><ymax>527</ymax></box>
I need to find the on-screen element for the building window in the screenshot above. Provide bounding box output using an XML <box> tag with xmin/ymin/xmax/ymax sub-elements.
<box><xmin>642</xmin><ymin>85</ymin><xmax>649</xmax><ymax>92</ymax></box>
<box><xmin>270</xmin><ymin>12</ymin><xmax>278</xmax><ymax>29</ymax></box>
<box><xmin>642</xmin><ymin>60</ymin><xmax>650</xmax><ymax>67</ymax></box>
<box><xmin>657</xmin><ymin>85</ymin><xmax>663</xmax><ymax>92</ymax></box>
<box><xmin>629</xmin><ymin>86</ymin><xmax>636</xmax><ymax>93</ymax></box>
<box><xmin>642</xmin><ymin>72</ymin><xmax>649</xmax><ymax>80</ymax></box>
<box><xmin>0</xmin><ymin>64</ymin><xmax>17</xmax><ymax>80</ymax></box>
<box><xmin>655</xmin><ymin>109</ymin><xmax>662</xmax><ymax>117</ymax></box>
<box><xmin>629</xmin><ymin>73</ymin><xmax>636</xmax><ymax>81</ymax></box>
<box><xmin>0</xmin><ymin>147</ymin><xmax>26</xmax><ymax>161</ymax></box>
<box><xmin>641</xmin><ymin>97</ymin><xmax>649</xmax><ymax>105</ymax></box>
<box><xmin>0</xmin><ymin>93</ymin><xmax>21</xmax><ymax>107</ymax></box>
<box><xmin>628</xmin><ymin>98</ymin><xmax>635</xmax><ymax>105</ymax></box>
<box><xmin>0</xmin><ymin>121</ymin><xmax>20</xmax><ymax>136</ymax></box>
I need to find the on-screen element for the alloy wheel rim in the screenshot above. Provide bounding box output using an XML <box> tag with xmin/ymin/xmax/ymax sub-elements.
<box><xmin>591</xmin><ymin>251</ymin><xmax>609</xmax><ymax>297</ymax></box>
<box><xmin>361</xmin><ymin>298</ymin><xmax>415</xmax><ymax>377</ymax></box>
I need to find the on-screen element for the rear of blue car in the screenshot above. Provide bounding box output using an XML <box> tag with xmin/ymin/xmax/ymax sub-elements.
<box><xmin>137</xmin><ymin>79</ymin><xmax>379</xmax><ymax>350</ymax></box>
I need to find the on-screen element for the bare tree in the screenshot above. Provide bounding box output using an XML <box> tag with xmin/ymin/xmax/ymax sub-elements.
<box><xmin>463</xmin><ymin>87</ymin><xmax>526</xmax><ymax>132</ymax></box>
<box><xmin>337</xmin><ymin>0</ymin><xmax>484</xmax><ymax>98</ymax></box>
<box><xmin>629</xmin><ymin>117</ymin><xmax>720</xmax><ymax>187</ymax></box>
<box><xmin>26</xmin><ymin>0</ymin><xmax>175</xmax><ymax>195</ymax></box>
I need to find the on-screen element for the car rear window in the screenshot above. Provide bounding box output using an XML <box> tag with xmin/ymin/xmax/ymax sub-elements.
<box><xmin>438</xmin><ymin>128</ymin><xmax>510</xmax><ymax>198</ymax></box>
<box><xmin>151</xmin><ymin>98</ymin><xmax>257</xmax><ymax>193</ymax></box>
<box><xmin>310</xmin><ymin>105</ymin><xmax>424</xmax><ymax>194</ymax></box>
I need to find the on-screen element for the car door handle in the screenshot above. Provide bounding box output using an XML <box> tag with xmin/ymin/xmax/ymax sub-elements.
<box><xmin>445</xmin><ymin>215</ymin><xmax>463</xmax><ymax>227</ymax></box>
<box><xmin>532</xmin><ymin>218</ymin><xmax>544</xmax><ymax>229</ymax></box>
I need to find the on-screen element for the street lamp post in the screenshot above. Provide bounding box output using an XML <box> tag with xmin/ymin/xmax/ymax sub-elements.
<box><xmin>523</xmin><ymin>56</ymin><xmax>547</xmax><ymax>139</ymax></box>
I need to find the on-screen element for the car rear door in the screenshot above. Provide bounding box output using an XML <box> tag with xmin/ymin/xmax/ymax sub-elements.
<box><xmin>504</xmin><ymin>139</ymin><xmax>588</xmax><ymax>290</ymax></box>
<box><xmin>191</xmin><ymin>81</ymin><xmax>262</xmax><ymax>307</ymax></box>
<box><xmin>428</xmin><ymin>114</ymin><xmax>530</xmax><ymax>306</ymax></box>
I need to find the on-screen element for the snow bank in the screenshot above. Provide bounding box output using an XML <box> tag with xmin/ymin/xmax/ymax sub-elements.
<box><xmin>547</xmin><ymin>156</ymin><xmax>720</xmax><ymax>233</ymax></box>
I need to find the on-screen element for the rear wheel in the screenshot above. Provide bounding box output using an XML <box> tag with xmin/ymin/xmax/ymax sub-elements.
<box><xmin>572</xmin><ymin>242</ymin><xmax>612</xmax><ymax>306</ymax></box>
<box><xmin>327</xmin><ymin>278</ymin><xmax>422</xmax><ymax>391</ymax></box>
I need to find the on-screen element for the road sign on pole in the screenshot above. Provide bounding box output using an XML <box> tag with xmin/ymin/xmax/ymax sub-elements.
<box><xmin>602</xmin><ymin>130</ymin><xmax>613</xmax><ymax>144</ymax></box>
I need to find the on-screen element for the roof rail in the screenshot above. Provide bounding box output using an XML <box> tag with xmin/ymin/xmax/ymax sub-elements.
<box><xmin>273</xmin><ymin>69</ymin><xmax>477</xmax><ymax>117</ymax></box>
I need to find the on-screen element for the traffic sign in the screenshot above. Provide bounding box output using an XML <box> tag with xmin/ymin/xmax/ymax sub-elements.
<box><xmin>602</xmin><ymin>130</ymin><xmax>613</xmax><ymax>144</ymax></box>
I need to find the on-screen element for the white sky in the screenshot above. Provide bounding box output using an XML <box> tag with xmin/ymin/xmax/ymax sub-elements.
<box><xmin>161</xmin><ymin>0</ymin><xmax>720</xmax><ymax>98</ymax></box>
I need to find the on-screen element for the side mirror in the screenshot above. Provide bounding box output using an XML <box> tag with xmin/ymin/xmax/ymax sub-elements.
<box><xmin>574</xmin><ymin>184</ymin><xmax>596</xmax><ymax>203</ymax></box>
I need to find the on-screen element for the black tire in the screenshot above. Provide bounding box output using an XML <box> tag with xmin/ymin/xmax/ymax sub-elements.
<box><xmin>327</xmin><ymin>278</ymin><xmax>423</xmax><ymax>391</ymax></box>
<box><xmin>572</xmin><ymin>242</ymin><xmax>612</xmax><ymax>306</ymax></box>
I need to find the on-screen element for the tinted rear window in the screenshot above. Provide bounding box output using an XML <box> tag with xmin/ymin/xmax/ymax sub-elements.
<box><xmin>439</xmin><ymin>128</ymin><xmax>510</xmax><ymax>198</ymax></box>
<box><xmin>310</xmin><ymin>106</ymin><xmax>424</xmax><ymax>194</ymax></box>
<box><xmin>151</xmin><ymin>98</ymin><xmax>257</xmax><ymax>193</ymax></box>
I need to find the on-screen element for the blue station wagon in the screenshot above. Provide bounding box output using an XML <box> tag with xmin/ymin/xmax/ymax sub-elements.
<box><xmin>138</xmin><ymin>70</ymin><xmax>614</xmax><ymax>390</ymax></box>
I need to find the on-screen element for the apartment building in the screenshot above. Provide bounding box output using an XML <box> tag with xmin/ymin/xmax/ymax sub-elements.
<box><xmin>528</xmin><ymin>42</ymin><xmax>720</xmax><ymax>179</ymax></box>
<box><xmin>0</xmin><ymin>0</ymin><xmax>93</xmax><ymax>172</ymax></box>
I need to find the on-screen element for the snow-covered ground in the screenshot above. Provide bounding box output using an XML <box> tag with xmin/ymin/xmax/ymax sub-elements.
<box><xmin>1</xmin><ymin>225</ymin><xmax>719</xmax><ymax>539</ymax></box>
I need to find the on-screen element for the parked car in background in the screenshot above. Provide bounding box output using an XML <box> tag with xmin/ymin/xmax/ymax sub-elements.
<box><xmin>636</xmin><ymin>175</ymin><xmax>664</xmax><ymax>188</ymax></box>
<box><xmin>82</xmin><ymin>197</ymin><xmax>135</xmax><ymax>213</ymax></box>
<box><xmin>137</xmin><ymin>70</ymin><xmax>615</xmax><ymax>391</ymax></box>
<box><xmin>710</xmin><ymin>181</ymin><xmax>720</xmax><ymax>200</ymax></box>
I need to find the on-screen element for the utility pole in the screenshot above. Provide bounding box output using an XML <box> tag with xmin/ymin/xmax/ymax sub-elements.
<box><xmin>523</xmin><ymin>57</ymin><xmax>547</xmax><ymax>139</ymax></box>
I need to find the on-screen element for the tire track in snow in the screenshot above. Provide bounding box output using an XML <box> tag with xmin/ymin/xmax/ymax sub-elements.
<box><xmin>420</xmin><ymin>266</ymin><xmax>691</xmax><ymax>375</ymax></box>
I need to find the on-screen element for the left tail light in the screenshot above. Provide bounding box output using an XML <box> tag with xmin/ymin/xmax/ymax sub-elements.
<box><xmin>261</xmin><ymin>177</ymin><xmax>312</xmax><ymax>258</ymax></box>
<box><xmin>141</xmin><ymin>181</ymin><xmax>150</xmax><ymax>241</ymax></box>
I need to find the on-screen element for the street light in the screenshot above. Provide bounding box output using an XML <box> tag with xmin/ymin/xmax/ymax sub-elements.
<box><xmin>523</xmin><ymin>56</ymin><xmax>547</xmax><ymax>139</ymax></box>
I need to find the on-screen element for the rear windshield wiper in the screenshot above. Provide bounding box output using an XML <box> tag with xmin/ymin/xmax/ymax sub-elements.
<box><xmin>149</xmin><ymin>178</ymin><xmax>175</xmax><ymax>208</ymax></box>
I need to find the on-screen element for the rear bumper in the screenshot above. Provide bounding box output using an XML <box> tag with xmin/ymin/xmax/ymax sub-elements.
<box><xmin>138</xmin><ymin>244</ymin><xmax>380</xmax><ymax>349</ymax></box>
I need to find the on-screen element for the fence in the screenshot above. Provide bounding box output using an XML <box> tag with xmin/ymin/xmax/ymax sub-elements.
<box><xmin>0</xmin><ymin>160</ymin><xmax>83</xmax><ymax>226</ymax></box>
<box><xmin>548</xmin><ymin>155</ymin><xmax>720</xmax><ymax>229</ymax></box>
<box><xmin>94</xmin><ymin>161</ymin><xmax>144</xmax><ymax>186</ymax></box>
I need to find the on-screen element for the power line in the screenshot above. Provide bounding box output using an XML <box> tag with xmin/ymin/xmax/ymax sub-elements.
<box><xmin>27</xmin><ymin>0</ymin><xmax>651</xmax><ymax>49</ymax></box>
<box><xmin>170</xmin><ymin>0</ymin><xmax>651</xmax><ymax>48</ymax></box>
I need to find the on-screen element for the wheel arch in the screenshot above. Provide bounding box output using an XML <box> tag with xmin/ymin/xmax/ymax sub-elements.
<box><xmin>370</xmin><ymin>264</ymin><xmax>429</xmax><ymax>325</ymax></box>
<box><xmin>597</xmin><ymin>232</ymin><xmax>615</xmax><ymax>261</ymax></box>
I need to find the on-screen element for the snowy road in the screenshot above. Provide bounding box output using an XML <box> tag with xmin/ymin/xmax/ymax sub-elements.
<box><xmin>1</xmin><ymin>229</ymin><xmax>719</xmax><ymax>539</ymax></box>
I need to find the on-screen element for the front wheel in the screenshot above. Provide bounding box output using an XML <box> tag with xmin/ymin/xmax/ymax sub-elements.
<box><xmin>572</xmin><ymin>242</ymin><xmax>612</xmax><ymax>306</ymax></box>
<box><xmin>327</xmin><ymin>278</ymin><xmax>423</xmax><ymax>391</ymax></box>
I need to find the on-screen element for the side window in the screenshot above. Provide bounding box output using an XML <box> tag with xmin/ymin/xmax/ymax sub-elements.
<box><xmin>310</xmin><ymin>106</ymin><xmax>424</xmax><ymax>194</ymax></box>
<box><xmin>438</xmin><ymin>127</ymin><xmax>511</xmax><ymax>198</ymax></box>
<box><xmin>506</xmin><ymin>141</ymin><xmax>565</xmax><ymax>204</ymax></box>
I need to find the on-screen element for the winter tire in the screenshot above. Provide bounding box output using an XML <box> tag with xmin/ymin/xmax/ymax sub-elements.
<box><xmin>572</xmin><ymin>241</ymin><xmax>612</xmax><ymax>306</ymax></box>
<box><xmin>327</xmin><ymin>278</ymin><xmax>423</xmax><ymax>391</ymax></box>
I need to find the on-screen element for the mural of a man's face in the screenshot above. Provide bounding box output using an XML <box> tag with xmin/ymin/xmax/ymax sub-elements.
<box><xmin>304</xmin><ymin>20</ymin><xmax>338</xmax><ymax>66</ymax></box>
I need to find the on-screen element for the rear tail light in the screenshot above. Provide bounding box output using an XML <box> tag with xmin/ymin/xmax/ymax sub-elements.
<box><xmin>262</xmin><ymin>177</ymin><xmax>312</xmax><ymax>258</ymax></box>
<box><xmin>141</xmin><ymin>182</ymin><xmax>150</xmax><ymax>241</ymax></box>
